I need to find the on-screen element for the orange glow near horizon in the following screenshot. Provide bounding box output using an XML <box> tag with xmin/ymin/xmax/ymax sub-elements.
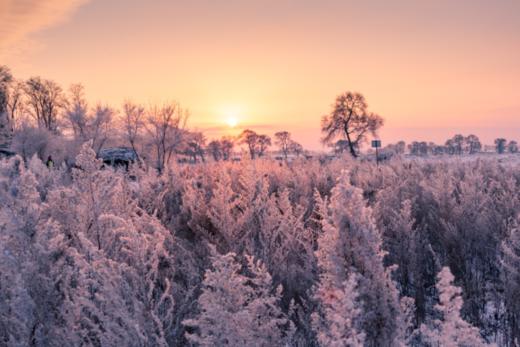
<box><xmin>220</xmin><ymin>105</ymin><xmax>242</xmax><ymax>128</ymax></box>
<box><xmin>226</xmin><ymin>117</ymin><xmax>238</xmax><ymax>128</ymax></box>
<box><xmin>2</xmin><ymin>0</ymin><xmax>520</xmax><ymax>150</ymax></box>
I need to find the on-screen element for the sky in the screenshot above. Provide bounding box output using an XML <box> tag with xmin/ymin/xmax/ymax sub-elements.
<box><xmin>1</xmin><ymin>0</ymin><xmax>519</xmax><ymax>150</ymax></box>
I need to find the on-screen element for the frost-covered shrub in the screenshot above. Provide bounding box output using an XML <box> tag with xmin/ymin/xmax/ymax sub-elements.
<box><xmin>313</xmin><ymin>171</ymin><xmax>405</xmax><ymax>347</ymax></box>
<box><xmin>2</xmin><ymin>148</ymin><xmax>520</xmax><ymax>346</ymax></box>
<box><xmin>420</xmin><ymin>267</ymin><xmax>494</xmax><ymax>347</ymax></box>
<box><xmin>183</xmin><ymin>252</ymin><xmax>294</xmax><ymax>347</ymax></box>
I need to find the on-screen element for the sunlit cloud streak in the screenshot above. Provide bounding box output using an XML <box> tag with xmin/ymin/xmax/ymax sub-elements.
<box><xmin>0</xmin><ymin>0</ymin><xmax>90</xmax><ymax>55</ymax></box>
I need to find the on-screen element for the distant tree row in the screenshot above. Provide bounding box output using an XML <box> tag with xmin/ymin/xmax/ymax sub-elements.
<box><xmin>494</xmin><ymin>138</ymin><xmax>518</xmax><ymax>154</ymax></box>
<box><xmin>4</xmin><ymin>63</ymin><xmax>515</xmax><ymax>165</ymax></box>
<box><xmin>408</xmin><ymin>134</ymin><xmax>481</xmax><ymax>156</ymax></box>
<box><xmin>0</xmin><ymin>66</ymin><xmax>305</xmax><ymax>172</ymax></box>
<box><xmin>407</xmin><ymin>134</ymin><xmax>518</xmax><ymax>156</ymax></box>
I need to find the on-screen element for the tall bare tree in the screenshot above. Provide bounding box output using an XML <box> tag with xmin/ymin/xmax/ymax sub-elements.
<box><xmin>6</xmin><ymin>80</ymin><xmax>25</xmax><ymax>130</ymax></box>
<box><xmin>238</xmin><ymin>129</ymin><xmax>271</xmax><ymax>159</ymax></box>
<box><xmin>89</xmin><ymin>104</ymin><xmax>114</xmax><ymax>155</ymax></box>
<box><xmin>321</xmin><ymin>92</ymin><xmax>383</xmax><ymax>157</ymax></box>
<box><xmin>0</xmin><ymin>66</ymin><xmax>13</xmax><ymax>145</ymax></box>
<box><xmin>0</xmin><ymin>67</ymin><xmax>25</xmax><ymax>134</ymax></box>
<box><xmin>274</xmin><ymin>131</ymin><xmax>291</xmax><ymax>160</ymax></box>
<box><xmin>64</xmin><ymin>85</ymin><xmax>114</xmax><ymax>155</ymax></box>
<box><xmin>24</xmin><ymin>77</ymin><xmax>65</xmax><ymax>132</ymax></box>
<box><xmin>65</xmin><ymin>84</ymin><xmax>89</xmax><ymax>139</ymax></box>
<box><xmin>239</xmin><ymin>129</ymin><xmax>259</xmax><ymax>159</ymax></box>
<box><xmin>0</xmin><ymin>66</ymin><xmax>12</xmax><ymax>110</ymax></box>
<box><xmin>121</xmin><ymin>101</ymin><xmax>145</xmax><ymax>160</ymax></box>
<box><xmin>145</xmin><ymin>102</ymin><xmax>188</xmax><ymax>173</ymax></box>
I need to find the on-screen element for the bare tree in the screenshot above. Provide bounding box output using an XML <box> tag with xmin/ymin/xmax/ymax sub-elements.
<box><xmin>239</xmin><ymin>129</ymin><xmax>258</xmax><ymax>159</ymax></box>
<box><xmin>6</xmin><ymin>80</ymin><xmax>25</xmax><ymax>130</ymax></box>
<box><xmin>183</xmin><ymin>131</ymin><xmax>206</xmax><ymax>163</ymax></box>
<box><xmin>207</xmin><ymin>136</ymin><xmax>235</xmax><ymax>162</ymax></box>
<box><xmin>0</xmin><ymin>66</ymin><xmax>13</xmax><ymax>145</ymax></box>
<box><xmin>453</xmin><ymin>134</ymin><xmax>465</xmax><ymax>155</ymax></box>
<box><xmin>64</xmin><ymin>85</ymin><xmax>114</xmax><ymax>155</ymax></box>
<box><xmin>238</xmin><ymin>130</ymin><xmax>271</xmax><ymax>159</ymax></box>
<box><xmin>289</xmin><ymin>141</ymin><xmax>304</xmax><ymax>157</ymax></box>
<box><xmin>207</xmin><ymin>140</ymin><xmax>222</xmax><ymax>161</ymax></box>
<box><xmin>321</xmin><ymin>92</ymin><xmax>383</xmax><ymax>157</ymax></box>
<box><xmin>465</xmin><ymin>134</ymin><xmax>482</xmax><ymax>154</ymax></box>
<box><xmin>89</xmin><ymin>104</ymin><xmax>114</xmax><ymax>155</ymax></box>
<box><xmin>445</xmin><ymin>134</ymin><xmax>465</xmax><ymax>155</ymax></box>
<box><xmin>220</xmin><ymin>136</ymin><xmax>234</xmax><ymax>161</ymax></box>
<box><xmin>275</xmin><ymin>131</ymin><xmax>303</xmax><ymax>160</ymax></box>
<box><xmin>65</xmin><ymin>84</ymin><xmax>89</xmax><ymax>139</ymax></box>
<box><xmin>1</xmin><ymin>67</ymin><xmax>25</xmax><ymax>134</ymax></box>
<box><xmin>274</xmin><ymin>131</ymin><xmax>291</xmax><ymax>160</ymax></box>
<box><xmin>257</xmin><ymin>134</ymin><xmax>271</xmax><ymax>157</ymax></box>
<box><xmin>0</xmin><ymin>66</ymin><xmax>12</xmax><ymax>109</ymax></box>
<box><xmin>24</xmin><ymin>77</ymin><xmax>65</xmax><ymax>131</ymax></box>
<box><xmin>122</xmin><ymin>101</ymin><xmax>145</xmax><ymax>160</ymax></box>
<box><xmin>145</xmin><ymin>102</ymin><xmax>188</xmax><ymax>173</ymax></box>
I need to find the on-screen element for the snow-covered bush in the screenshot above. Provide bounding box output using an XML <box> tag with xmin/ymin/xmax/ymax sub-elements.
<box><xmin>183</xmin><ymin>251</ymin><xmax>294</xmax><ymax>346</ymax></box>
<box><xmin>1</xmin><ymin>147</ymin><xmax>519</xmax><ymax>346</ymax></box>
<box><xmin>420</xmin><ymin>267</ymin><xmax>494</xmax><ymax>347</ymax></box>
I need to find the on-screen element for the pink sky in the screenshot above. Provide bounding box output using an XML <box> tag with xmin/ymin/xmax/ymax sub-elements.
<box><xmin>2</xmin><ymin>0</ymin><xmax>519</xmax><ymax>150</ymax></box>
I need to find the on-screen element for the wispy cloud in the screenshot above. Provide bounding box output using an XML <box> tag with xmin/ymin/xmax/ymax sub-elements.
<box><xmin>0</xmin><ymin>0</ymin><xmax>90</xmax><ymax>56</ymax></box>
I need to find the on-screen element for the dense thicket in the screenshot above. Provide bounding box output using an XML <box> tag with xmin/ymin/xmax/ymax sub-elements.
<box><xmin>1</xmin><ymin>145</ymin><xmax>519</xmax><ymax>346</ymax></box>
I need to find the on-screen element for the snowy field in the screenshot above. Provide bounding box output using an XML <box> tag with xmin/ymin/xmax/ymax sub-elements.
<box><xmin>1</xmin><ymin>144</ymin><xmax>519</xmax><ymax>346</ymax></box>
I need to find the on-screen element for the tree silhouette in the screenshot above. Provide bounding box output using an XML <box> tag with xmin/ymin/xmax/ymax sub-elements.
<box><xmin>321</xmin><ymin>92</ymin><xmax>383</xmax><ymax>157</ymax></box>
<box><xmin>495</xmin><ymin>138</ymin><xmax>507</xmax><ymax>154</ymax></box>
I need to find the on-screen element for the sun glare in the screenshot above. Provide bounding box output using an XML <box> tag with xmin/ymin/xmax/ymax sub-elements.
<box><xmin>221</xmin><ymin>106</ymin><xmax>241</xmax><ymax>128</ymax></box>
<box><xmin>226</xmin><ymin>116</ymin><xmax>238</xmax><ymax>128</ymax></box>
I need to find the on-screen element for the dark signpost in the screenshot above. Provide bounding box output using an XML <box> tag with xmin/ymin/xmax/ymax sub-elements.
<box><xmin>371</xmin><ymin>139</ymin><xmax>382</xmax><ymax>165</ymax></box>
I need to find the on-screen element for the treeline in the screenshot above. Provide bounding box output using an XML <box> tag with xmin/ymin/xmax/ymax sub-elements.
<box><xmin>4</xmin><ymin>66</ymin><xmax>517</xmax><ymax>169</ymax></box>
<box><xmin>0</xmin><ymin>66</ymin><xmax>305</xmax><ymax>172</ymax></box>
<box><xmin>405</xmin><ymin>135</ymin><xmax>518</xmax><ymax>156</ymax></box>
